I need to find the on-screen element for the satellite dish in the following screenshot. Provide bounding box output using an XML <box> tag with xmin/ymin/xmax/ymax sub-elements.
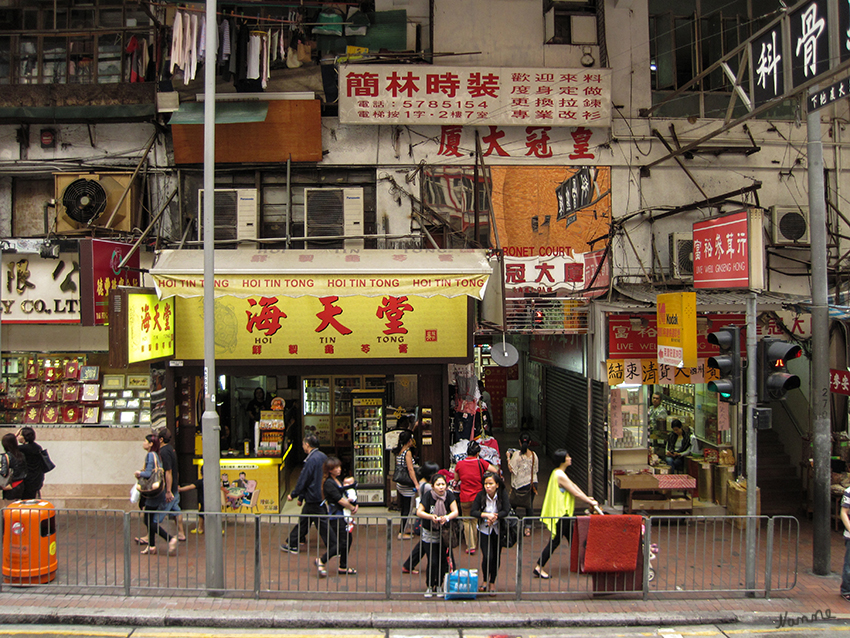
<box><xmin>490</xmin><ymin>342</ymin><xmax>519</xmax><ymax>367</ymax></box>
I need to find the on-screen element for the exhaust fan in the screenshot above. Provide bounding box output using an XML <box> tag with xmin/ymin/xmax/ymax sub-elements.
<box><xmin>61</xmin><ymin>179</ymin><xmax>108</xmax><ymax>224</ymax></box>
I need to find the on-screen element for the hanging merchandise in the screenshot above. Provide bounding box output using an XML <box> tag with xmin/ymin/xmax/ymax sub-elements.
<box><xmin>345</xmin><ymin>8</ymin><xmax>370</xmax><ymax>37</ymax></box>
<box><xmin>169</xmin><ymin>11</ymin><xmax>184</xmax><ymax>74</ymax></box>
<box><xmin>286</xmin><ymin>46</ymin><xmax>302</xmax><ymax>69</ymax></box>
<box><xmin>312</xmin><ymin>8</ymin><xmax>344</xmax><ymax>36</ymax></box>
<box><xmin>297</xmin><ymin>39</ymin><xmax>313</xmax><ymax>63</ymax></box>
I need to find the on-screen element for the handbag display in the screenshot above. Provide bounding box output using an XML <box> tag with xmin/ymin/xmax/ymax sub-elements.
<box><xmin>40</xmin><ymin>448</ymin><xmax>56</xmax><ymax>473</ymax></box>
<box><xmin>135</xmin><ymin>452</ymin><xmax>164</xmax><ymax>497</ymax></box>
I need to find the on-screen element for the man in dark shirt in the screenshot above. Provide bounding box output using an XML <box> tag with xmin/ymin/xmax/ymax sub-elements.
<box><xmin>280</xmin><ymin>435</ymin><xmax>337</xmax><ymax>573</ymax></box>
<box><xmin>157</xmin><ymin>428</ymin><xmax>186</xmax><ymax>541</ymax></box>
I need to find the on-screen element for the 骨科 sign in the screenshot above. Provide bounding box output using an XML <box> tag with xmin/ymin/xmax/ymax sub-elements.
<box><xmin>339</xmin><ymin>65</ymin><xmax>611</xmax><ymax>127</ymax></box>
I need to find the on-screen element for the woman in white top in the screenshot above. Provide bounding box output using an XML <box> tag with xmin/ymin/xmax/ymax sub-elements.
<box><xmin>507</xmin><ymin>432</ymin><xmax>539</xmax><ymax>537</ymax></box>
<box><xmin>470</xmin><ymin>471</ymin><xmax>511</xmax><ymax>594</ymax></box>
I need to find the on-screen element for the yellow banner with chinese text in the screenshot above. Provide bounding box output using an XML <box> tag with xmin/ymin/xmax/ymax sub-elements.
<box><xmin>606</xmin><ymin>358</ymin><xmax>720</xmax><ymax>386</ymax></box>
<box><xmin>175</xmin><ymin>294</ymin><xmax>468</xmax><ymax>360</ymax></box>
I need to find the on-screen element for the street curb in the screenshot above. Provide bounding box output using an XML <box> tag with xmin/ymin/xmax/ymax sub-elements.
<box><xmin>0</xmin><ymin>608</ymin><xmax>742</xmax><ymax>629</ymax></box>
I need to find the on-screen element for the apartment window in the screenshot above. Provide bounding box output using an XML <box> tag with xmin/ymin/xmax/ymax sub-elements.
<box><xmin>545</xmin><ymin>0</ymin><xmax>598</xmax><ymax>46</ymax></box>
<box><xmin>0</xmin><ymin>0</ymin><xmax>152</xmax><ymax>85</ymax></box>
<box><xmin>649</xmin><ymin>0</ymin><xmax>795</xmax><ymax>118</ymax></box>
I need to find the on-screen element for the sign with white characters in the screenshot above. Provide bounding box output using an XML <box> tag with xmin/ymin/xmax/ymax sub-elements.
<box><xmin>808</xmin><ymin>76</ymin><xmax>850</xmax><ymax>111</ymax></box>
<box><xmin>790</xmin><ymin>0</ymin><xmax>829</xmax><ymax>89</ymax></box>
<box><xmin>752</xmin><ymin>26</ymin><xmax>784</xmax><ymax>107</ymax></box>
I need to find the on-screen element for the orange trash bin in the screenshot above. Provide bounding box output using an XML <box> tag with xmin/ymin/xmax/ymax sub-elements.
<box><xmin>3</xmin><ymin>499</ymin><xmax>57</xmax><ymax>584</ymax></box>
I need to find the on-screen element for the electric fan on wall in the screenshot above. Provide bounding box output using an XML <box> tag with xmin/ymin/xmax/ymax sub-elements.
<box><xmin>61</xmin><ymin>178</ymin><xmax>108</xmax><ymax>225</ymax></box>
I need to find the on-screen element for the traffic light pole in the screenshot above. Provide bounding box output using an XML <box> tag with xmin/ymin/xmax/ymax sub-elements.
<box><xmin>745</xmin><ymin>293</ymin><xmax>757</xmax><ymax>592</ymax></box>
<box><xmin>808</xmin><ymin>91</ymin><xmax>831</xmax><ymax>576</ymax></box>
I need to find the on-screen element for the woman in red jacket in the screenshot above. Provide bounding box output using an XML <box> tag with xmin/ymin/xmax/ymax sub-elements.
<box><xmin>454</xmin><ymin>440</ymin><xmax>498</xmax><ymax>555</ymax></box>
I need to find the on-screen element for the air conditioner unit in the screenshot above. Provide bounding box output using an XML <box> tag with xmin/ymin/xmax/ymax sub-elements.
<box><xmin>54</xmin><ymin>172</ymin><xmax>138</xmax><ymax>233</ymax></box>
<box><xmin>770</xmin><ymin>206</ymin><xmax>810</xmax><ymax>245</ymax></box>
<box><xmin>198</xmin><ymin>188</ymin><xmax>259</xmax><ymax>246</ymax></box>
<box><xmin>669</xmin><ymin>232</ymin><xmax>694</xmax><ymax>280</ymax></box>
<box><xmin>304</xmin><ymin>187</ymin><xmax>364</xmax><ymax>249</ymax></box>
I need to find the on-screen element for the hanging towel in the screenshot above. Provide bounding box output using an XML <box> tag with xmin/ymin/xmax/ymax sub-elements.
<box><xmin>583</xmin><ymin>514</ymin><xmax>642</xmax><ymax>573</ymax></box>
<box><xmin>247</xmin><ymin>33</ymin><xmax>261</xmax><ymax>79</ymax></box>
<box><xmin>169</xmin><ymin>10</ymin><xmax>184</xmax><ymax>73</ymax></box>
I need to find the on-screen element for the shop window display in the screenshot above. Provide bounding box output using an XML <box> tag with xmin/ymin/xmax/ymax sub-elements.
<box><xmin>1</xmin><ymin>353</ymin><xmax>151</xmax><ymax>426</ymax></box>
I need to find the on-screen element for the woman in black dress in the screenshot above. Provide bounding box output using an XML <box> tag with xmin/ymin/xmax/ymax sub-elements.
<box><xmin>16</xmin><ymin>427</ymin><xmax>45</xmax><ymax>499</ymax></box>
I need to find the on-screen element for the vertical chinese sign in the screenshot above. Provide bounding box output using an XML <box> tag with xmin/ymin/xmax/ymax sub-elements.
<box><xmin>79</xmin><ymin>238</ymin><xmax>141</xmax><ymax>326</ymax></box>
<box><xmin>127</xmin><ymin>293</ymin><xmax>175</xmax><ymax>363</ymax></box>
<box><xmin>656</xmin><ymin>292</ymin><xmax>697</xmax><ymax>369</ymax></box>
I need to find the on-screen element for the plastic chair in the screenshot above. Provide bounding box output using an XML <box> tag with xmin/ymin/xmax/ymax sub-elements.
<box><xmin>239</xmin><ymin>488</ymin><xmax>261</xmax><ymax>514</ymax></box>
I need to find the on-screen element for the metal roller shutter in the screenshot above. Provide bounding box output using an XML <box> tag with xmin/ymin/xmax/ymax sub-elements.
<box><xmin>590</xmin><ymin>379</ymin><xmax>608</xmax><ymax>502</ymax></box>
<box><xmin>545</xmin><ymin>368</ymin><xmax>589</xmax><ymax>494</ymax></box>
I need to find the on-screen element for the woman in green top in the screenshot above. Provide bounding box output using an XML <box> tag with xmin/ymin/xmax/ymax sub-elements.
<box><xmin>533</xmin><ymin>448</ymin><xmax>598</xmax><ymax>579</ymax></box>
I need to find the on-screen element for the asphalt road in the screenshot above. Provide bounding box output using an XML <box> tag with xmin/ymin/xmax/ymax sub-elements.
<box><xmin>0</xmin><ymin>623</ymin><xmax>848</xmax><ymax>638</ymax></box>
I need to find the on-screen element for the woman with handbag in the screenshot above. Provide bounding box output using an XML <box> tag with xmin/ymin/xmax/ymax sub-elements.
<box><xmin>507</xmin><ymin>432</ymin><xmax>539</xmax><ymax>537</ymax></box>
<box><xmin>454</xmin><ymin>440</ymin><xmax>498</xmax><ymax>555</ymax></box>
<box><xmin>314</xmin><ymin>456</ymin><xmax>358</xmax><ymax>577</ymax></box>
<box><xmin>416</xmin><ymin>472</ymin><xmax>459</xmax><ymax>597</ymax></box>
<box><xmin>16</xmin><ymin>427</ymin><xmax>46</xmax><ymax>499</ymax></box>
<box><xmin>392</xmin><ymin>430</ymin><xmax>418</xmax><ymax>540</ymax></box>
<box><xmin>134</xmin><ymin>433</ymin><xmax>177</xmax><ymax>556</ymax></box>
<box><xmin>0</xmin><ymin>433</ymin><xmax>27</xmax><ymax>501</ymax></box>
<box><xmin>470</xmin><ymin>471</ymin><xmax>511</xmax><ymax>595</ymax></box>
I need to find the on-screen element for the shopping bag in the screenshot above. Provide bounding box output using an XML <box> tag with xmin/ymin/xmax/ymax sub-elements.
<box><xmin>443</xmin><ymin>568</ymin><xmax>478</xmax><ymax>600</ymax></box>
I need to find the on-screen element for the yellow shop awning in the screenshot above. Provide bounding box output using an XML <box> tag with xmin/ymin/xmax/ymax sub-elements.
<box><xmin>150</xmin><ymin>249</ymin><xmax>493</xmax><ymax>300</ymax></box>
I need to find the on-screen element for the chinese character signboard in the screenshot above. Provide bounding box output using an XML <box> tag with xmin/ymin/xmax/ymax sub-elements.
<box><xmin>752</xmin><ymin>26</ymin><xmax>784</xmax><ymax>108</ymax></box>
<box><xmin>127</xmin><ymin>293</ymin><xmax>175</xmax><ymax>364</ymax></box>
<box><xmin>692</xmin><ymin>210</ymin><xmax>764</xmax><ymax>289</ymax></box>
<box><xmin>807</xmin><ymin>75</ymin><xmax>850</xmax><ymax>111</ymax></box>
<box><xmin>340</xmin><ymin>65</ymin><xmax>611</xmax><ymax>127</ymax></box>
<box><xmin>606</xmin><ymin>358</ymin><xmax>720</xmax><ymax>387</ymax></box>
<box><xmin>790</xmin><ymin>0</ymin><xmax>829</xmax><ymax>89</ymax></box>
<box><xmin>488</xmin><ymin>167</ymin><xmax>611</xmax><ymax>285</ymax></box>
<box><xmin>504</xmin><ymin>250</ymin><xmax>583</xmax><ymax>293</ymax></box>
<box><xmin>831</xmin><ymin>368</ymin><xmax>850</xmax><ymax>395</ymax></box>
<box><xmin>0</xmin><ymin>252</ymin><xmax>80</xmax><ymax>323</ymax></box>
<box><xmin>608</xmin><ymin>314</ymin><xmax>746</xmax><ymax>359</ymax></box>
<box><xmin>656</xmin><ymin>292</ymin><xmax>697</xmax><ymax>368</ymax></box>
<box><xmin>79</xmin><ymin>238</ymin><xmax>140</xmax><ymax>326</ymax></box>
<box><xmin>583</xmin><ymin>248</ymin><xmax>610</xmax><ymax>298</ymax></box>
<box><xmin>174</xmin><ymin>294</ymin><xmax>468</xmax><ymax>360</ymax></box>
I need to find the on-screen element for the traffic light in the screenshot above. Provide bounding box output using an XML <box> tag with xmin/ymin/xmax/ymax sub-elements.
<box><xmin>757</xmin><ymin>337</ymin><xmax>802</xmax><ymax>402</ymax></box>
<box><xmin>707</xmin><ymin>325</ymin><xmax>742</xmax><ymax>404</ymax></box>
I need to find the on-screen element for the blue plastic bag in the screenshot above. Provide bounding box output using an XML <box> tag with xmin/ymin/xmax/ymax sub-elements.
<box><xmin>443</xmin><ymin>568</ymin><xmax>478</xmax><ymax>600</ymax></box>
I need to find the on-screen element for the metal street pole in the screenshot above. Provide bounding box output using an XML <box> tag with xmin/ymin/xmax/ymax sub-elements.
<box><xmin>202</xmin><ymin>0</ymin><xmax>224</xmax><ymax>592</ymax></box>
<box><xmin>808</xmin><ymin>88</ymin><xmax>831</xmax><ymax>575</ymax></box>
<box><xmin>745</xmin><ymin>292</ymin><xmax>757</xmax><ymax>592</ymax></box>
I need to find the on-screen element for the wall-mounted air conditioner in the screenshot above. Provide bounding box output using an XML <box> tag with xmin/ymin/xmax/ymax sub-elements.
<box><xmin>770</xmin><ymin>206</ymin><xmax>810</xmax><ymax>245</ymax></box>
<box><xmin>669</xmin><ymin>232</ymin><xmax>694</xmax><ymax>280</ymax></box>
<box><xmin>55</xmin><ymin>172</ymin><xmax>138</xmax><ymax>233</ymax></box>
<box><xmin>198</xmin><ymin>188</ymin><xmax>258</xmax><ymax>246</ymax></box>
<box><xmin>304</xmin><ymin>187</ymin><xmax>364</xmax><ymax>249</ymax></box>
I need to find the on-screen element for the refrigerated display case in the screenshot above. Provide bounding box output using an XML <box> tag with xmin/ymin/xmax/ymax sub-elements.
<box><xmin>351</xmin><ymin>388</ymin><xmax>386</xmax><ymax>505</ymax></box>
<box><xmin>302</xmin><ymin>377</ymin><xmax>331</xmax><ymax>446</ymax></box>
<box><xmin>333</xmin><ymin>376</ymin><xmax>359</xmax><ymax>447</ymax></box>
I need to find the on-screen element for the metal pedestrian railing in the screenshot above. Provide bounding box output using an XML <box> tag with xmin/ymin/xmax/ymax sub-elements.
<box><xmin>0</xmin><ymin>506</ymin><xmax>798</xmax><ymax>600</ymax></box>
